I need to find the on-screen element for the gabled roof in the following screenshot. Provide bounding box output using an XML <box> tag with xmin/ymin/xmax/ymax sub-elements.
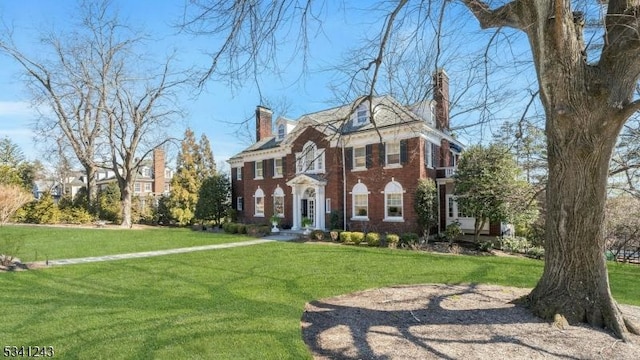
<box><xmin>229</xmin><ymin>95</ymin><xmax>456</xmax><ymax>161</ymax></box>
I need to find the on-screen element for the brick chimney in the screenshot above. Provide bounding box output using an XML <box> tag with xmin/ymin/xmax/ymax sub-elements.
<box><xmin>152</xmin><ymin>148</ymin><xmax>165</xmax><ymax>195</ymax></box>
<box><xmin>255</xmin><ymin>105</ymin><xmax>273</xmax><ymax>141</ymax></box>
<box><xmin>433</xmin><ymin>69</ymin><xmax>450</xmax><ymax>131</ymax></box>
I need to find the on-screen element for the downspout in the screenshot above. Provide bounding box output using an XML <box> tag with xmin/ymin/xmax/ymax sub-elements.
<box><xmin>341</xmin><ymin>137</ymin><xmax>347</xmax><ymax>230</ymax></box>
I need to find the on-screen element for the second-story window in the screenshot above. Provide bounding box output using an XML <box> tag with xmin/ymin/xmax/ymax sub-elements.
<box><xmin>386</xmin><ymin>142</ymin><xmax>401</xmax><ymax>165</ymax></box>
<box><xmin>134</xmin><ymin>183</ymin><xmax>141</xmax><ymax>193</ymax></box>
<box><xmin>296</xmin><ymin>141</ymin><xmax>325</xmax><ymax>174</ymax></box>
<box><xmin>236</xmin><ymin>167</ymin><xmax>243</xmax><ymax>180</ymax></box>
<box><xmin>255</xmin><ymin>161</ymin><xmax>263</xmax><ymax>179</ymax></box>
<box><xmin>144</xmin><ymin>183</ymin><xmax>152</xmax><ymax>192</ymax></box>
<box><xmin>274</xmin><ymin>158</ymin><xmax>283</xmax><ymax>178</ymax></box>
<box><xmin>353</xmin><ymin>147</ymin><xmax>366</xmax><ymax>169</ymax></box>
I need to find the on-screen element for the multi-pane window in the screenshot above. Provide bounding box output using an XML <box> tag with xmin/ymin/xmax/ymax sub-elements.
<box><xmin>274</xmin><ymin>158</ymin><xmax>283</xmax><ymax>177</ymax></box>
<box><xmin>296</xmin><ymin>142</ymin><xmax>325</xmax><ymax>173</ymax></box>
<box><xmin>355</xmin><ymin>104</ymin><xmax>368</xmax><ymax>125</ymax></box>
<box><xmin>384</xmin><ymin>180</ymin><xmax>404</xmax><ymax>220</ymax></box>
<box><xmin>236</xmin><ymin>167</ymin><xmax>243</xmax><ymax>180</ymax></box>
<box><xmin>237</xmin><ymin>197</ymin><xmax>243</xmax><ymax>211</ymax></box>
<box><xmin>134</xmin><ymin>183</ymin><xmax>141</xmax><ymax>193</ymax></box>
<box><xmin>278</xmin><ymin>124</ymin><xmax>285</xmax><ymax>139</ymax></box>
<box><xmin>353</xmin><ymin>147</ymin><xmax>366</xmax><ymax>169</ymax></box>
<box><xmin>254</xmin><ymin>188</ymin><xmax>265</xmax><ymax>216</ymax></box>
<box><xmin>144</xmin><ymin>183</ymin><xmax>152</xmax><ymax>192</ymax></box>
<box><xmin>351</xmin><ymin>181</ymin><xmax>369</xmax><ymax>219</ymax></box>
<box><xmin>386</xmin><ymin>142</ymin><xmax>401</xmax><ymax>165</ymax></box>
<box><xmin>273</xmin><ymin>186</ymin><xmax>285</xmax><ymax>217</ymax></box>
<box><xmin>255</xmin><ymin>161</ymin><xmax>263</xmax><ymax>179</ymax></box>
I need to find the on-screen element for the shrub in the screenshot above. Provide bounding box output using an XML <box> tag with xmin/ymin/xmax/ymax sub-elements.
<box><xmin>386</xmin><ymin>233</ymin><xmax>400</xmax><ymax>248</ymax></box>
<box><xmin>351</xmin><ymin>232</ymin><xmax>365</xmax><ymax>245</ymax></box>
<box><xmin>329</xmin><ymin>210</ymin><xmax>342</xmax><ymax>230</ymax></box>
<box><xmin>445</xmin><ymin>221</ymin><xmax>462</xmax><ymax>243</ymax></box>
<box><xmin>330</xmin><ymin>230</ymin><xmax>340</xmax><ymax>242</ymax></box>
<box><xmin>310</xmin><ymin>230</ymin><xmax>326</xmax><ymax>241</ymax></box>
<box><xmin>449</xmin><ymin>243</ymin><xmax>462</xmax><ymax>255</ymax></box>
<box><xmin>339</xmin><ymin>231</ymin><xmax>352</xmax><ymax>243</ymax></box>
<box><xmin>527</xmin><ymin>246</ymin><xmax>545</xmax><ymax>259</ymax></box>
<box><xmin>478</xmin><ymin>240</ymin><xmax>494</xmax><ymax>252</ymax></box>
<box><xmin>236</xmin><ymin>224</ymin><xmax>247</xmax><ymax>234</ymax></box>
<box><xmin>0</xmin><ymin>235</ymin><xmax>23</xmax><ymax>267</ymax></box>
<box><xmin>366</xmin><ymin>232</ymin><xmax>381</xmax><ymax>247</ymax></box>
<box><xmin>246</xmin><ymin>224</ymin><xmax>270</xmax><ymax>237</ymax></box>
<box><xmin>59</xmin><ymin>207</ymin><xmax>94</xmax><ymax>224</ymax></box>
<box><xmin>223</xmin><ymin>222</ymin><xmax>238</xmax><ymax>234</ymax></box>
<box><xmin>400</xmin><ymin>232</ymin><xmax>419</xmax><ymax>246</ymax></box>
<box><xmin>500</xmin><ymin>236</ymin><xmax>531</xmax><ymax>253</ymax></box>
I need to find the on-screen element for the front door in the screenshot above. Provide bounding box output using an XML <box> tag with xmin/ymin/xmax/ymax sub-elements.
<box><xmin>307</xmin><ymin>198</ymin><xmax>315</xmax><ymax>227</ymax></box>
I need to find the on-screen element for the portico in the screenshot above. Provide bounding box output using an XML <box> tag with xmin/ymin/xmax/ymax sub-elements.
<box><xmin>286</xmin><ymin>174</ymin><xmax>327</xmax><ymax>230</ymax></box>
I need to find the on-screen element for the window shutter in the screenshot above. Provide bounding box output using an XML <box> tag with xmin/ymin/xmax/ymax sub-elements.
<box><xmin>433</xmin><ymin>144</ymin><xmax>441</xmax><ymax>167</ymax></box>
<box><xmin>345</xmin><ymin>147</ymin><xmax>353</xmax><ymax>170</ymax></box>
<box><xmin>249</xmin><ymin>162</ymin><xmax>255</xmax><ymax>178</ymax></box>
<box><xmin>424</xmin><ymin>142</ymin><xmax>429</xmax><ymax>166</ymax></box>
<box><xmin>379</xmin><ymin>143</ymin><xmax>386</xmax><ymax>166</ymax></box>
<box><xmin>281</xmin><ymin>157</ymin><xmax>287</xmax><ymax>176</ymax></box>
<box><xmin>400</xmin><ymin>140</ymin><xmax>408</xmax><ymax>164</ymax></box>
<box><xmin>232</xmin><ymin>167</ymin><xmax>237</xmax><ymax>180</ymax></box>
<box><xmin>263</xmin><ymin>160</ymin><xmax>269</xmax><ymax>178</ymax></box>
<box><xmin>365</xmin><ymin>144</ymin><xmax>373</xmax><ymax>168</ymax></box>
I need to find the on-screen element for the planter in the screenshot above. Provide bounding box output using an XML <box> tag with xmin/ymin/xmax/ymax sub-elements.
<box><xmin>271</xmin><ymin>221</ymin><xmax>280</xmax><ymax>233</ymax></box>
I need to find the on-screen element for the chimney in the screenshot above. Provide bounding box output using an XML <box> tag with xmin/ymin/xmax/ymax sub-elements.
<box><xmin>152</xmin><ymin>148</ymin><xmax>165</xmax><ymax>195</ymax></box>
<box><xmin>255</xmin><ymin>105</ymin><xmax>273</xmax><ymax>141</ymax></box>
<box><xmin>433</xmin><ymin>69</ymin><xmax>450</xmax><ymax>131</ymax></box>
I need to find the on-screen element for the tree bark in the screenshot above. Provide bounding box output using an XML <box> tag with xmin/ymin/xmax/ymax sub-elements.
<box><xmin>464</xmin><ymin>0</ymin><xmax>640</xmax><ymax>340</ymax></box>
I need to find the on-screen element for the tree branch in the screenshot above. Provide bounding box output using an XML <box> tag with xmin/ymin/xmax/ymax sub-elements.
<box><xmin>462</xmin><ymin>0</ymin><xmax>523</xmax><ymax>30</ymax></box>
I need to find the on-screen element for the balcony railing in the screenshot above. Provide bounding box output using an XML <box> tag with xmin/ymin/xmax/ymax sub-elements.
<box><xmin>436</xmin><ymin>166</ymin><xmax>457</xmax><ymax>178</ymax></box>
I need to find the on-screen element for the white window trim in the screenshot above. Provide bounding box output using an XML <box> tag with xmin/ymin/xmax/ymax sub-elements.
<box><xmin>296</xmin><ymin>142</ymin><xmax>325</xmax><ymax>174</ymax></box>
<box><xmin>273</xmin><ymin>186</ymin><xmax>285</xmax><ymax>217</ymax></box>
<box><xmin>354</xmin><ymin>104</ymin><xmax>369</xmax><ymax>125</ymax></box>
<box><xmin>426</xmin><ymin>141</ymin><xmax>434</xmax><ymax>169</ymax></box>
<box><xmin>350</xmin><ymin>181</ymin><xmax>370</xmax><ymax>221</ymax></box>
<box><xmin>325</xmin><ymin>198</ymin><xmax>331</xmax><ymax>214</ymax></box>
<box><xmin>254</xmin><ymin>161</ymin><xmax>264</xmax><ymax>180</ymax></box>
<box><xmin>352</xmin><ymin>146</ymin><xmax>366</xmax><ymax>171</ymax></box>
<box><xmin>384</xmin><ymin>142</ymin><xmax>402</xmax><ymax>169</ymax></box>
<box><xmin>273</xmin><ymin>158</ymin><xmax>283</xmax><ymax>179</ymax></box>
<box><xmin>382</xmin><ymin>179</ymin><xmax>405</xmax><ymax>222</ymax></box>
<box><xmin>144</xmin><ymin>183</ymin><xmax>152</xmax><ymax>192</ymax></box>
<box><xmin>254</xmin><ymin>187</ymin><xmax>265</xmax><ymax>217</ymax></box>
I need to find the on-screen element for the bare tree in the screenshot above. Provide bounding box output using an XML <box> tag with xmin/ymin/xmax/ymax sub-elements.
<box><xmin>0</xmin><ymin>1</ymin><xmax>135</xmax><ymax>211</ymax></box>
<box><xmin>184</xmin><ymin>0</ymin><xmax>640</xmax><ymax>339</ymax></box>
<box><xmin>104</xmin><ymin>55</ymin><xmax>187</xmax><ymax>228</ymax></box>
<box><xmin>0</xmin><ymin>184</ymin><xmax>32</xmax><ymax>225</ymax></box>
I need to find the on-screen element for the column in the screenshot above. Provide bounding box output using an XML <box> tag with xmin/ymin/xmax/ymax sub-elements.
<box><xmin>316</xmin><ymin>186</ymin><xmax>325</xmax><ymax>230</ymax></box>
<box><xmin>292</xmin><ymin>187</ymin><xmax>300</xmax><ymax>230</ymax></box>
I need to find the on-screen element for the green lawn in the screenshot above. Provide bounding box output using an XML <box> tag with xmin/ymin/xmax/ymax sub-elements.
<box><xmin>0</xmin><ymin>228</ymin><xmax>638</xmax><ymax>359</ymax></box>
<box><xmin>0</xmin><ymin>225</ymin><xmax>252</xmax><ymax>262</ymax></box>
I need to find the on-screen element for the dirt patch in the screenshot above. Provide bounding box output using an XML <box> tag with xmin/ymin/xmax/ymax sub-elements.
<box><xmin>301</xmin><ymin>284</ymin><xmax>640</xmax><ymax>359</ymax></box>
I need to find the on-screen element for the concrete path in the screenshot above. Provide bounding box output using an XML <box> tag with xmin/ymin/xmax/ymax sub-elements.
<box><xmin>42</xmin><ymin>235</ymin><xmax>297</xmax><ymax>267</ymax></box>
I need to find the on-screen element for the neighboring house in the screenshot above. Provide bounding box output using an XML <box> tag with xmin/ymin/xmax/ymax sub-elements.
<box><xmin>228</xmin><ymin>70</ymin><xmax>502</xmax><ymax>235</ymax></box>
<box><xmin>32</xmin><ymin>172</ymin><xmax>86</xmax><ymax>202</ymax></box>
<box><xmin>96</xmin><ymin>148</ymin><xmax>173</xmax><ymax>198</ymax></box>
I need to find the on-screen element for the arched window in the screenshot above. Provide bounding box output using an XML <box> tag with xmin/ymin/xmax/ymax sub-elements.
<box><xmin>351</xmin><ymin>181</ymin><xmax>369</xmax><ymax>219</ymax></box>
<box><xmin>384</xmin><ymin>179</ymin><xmax>404</xmax><ymax>221</ymax></box>
<box><xmin>273</xmin><ymin>186</ymin><xmax>285</xmax><ymax>217</ymax></box>
<box><xmin>296</xmin><ymin>141</ymin><xmax>325</xmax><ymax>174</ymax></box>
<box><xmin>254</xmin><ymin>187</ymin><xmax>265</xmax><ymax>217</ymax></box>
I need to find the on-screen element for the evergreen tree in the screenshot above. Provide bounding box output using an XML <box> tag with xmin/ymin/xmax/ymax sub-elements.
<box><xmin>454</xmin><ymin>144</ymin><xmax>537</xmax><ymax>242</ymax></box>
<box><xmin>195</xmin><ymin>173</ymin><xmax>230</xmax><ymax>225</ymax></box>
<box><xmin>168</xmin><ymin>129</ymin><xmax>201</xmax><ymax>225</ymax></box>
<box><xmin>198</xmin><ymin>134</ymin><xmax>217</xmax><ymax>179</ymax></box>
<box><xmin>414</xmin><ymin>178</ymin><xmax>438</xmax><ymax>238</ymax></box>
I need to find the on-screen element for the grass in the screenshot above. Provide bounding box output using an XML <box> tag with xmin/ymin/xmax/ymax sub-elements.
<box><xmin>0</xmin><ymin>227</ymin><xmax>639</xmax><ymax>359</ymax></box>
<box><xmin>0</xmin><ymin>225</ymin><xmax>252</xmax><ymax>262</ymax></box>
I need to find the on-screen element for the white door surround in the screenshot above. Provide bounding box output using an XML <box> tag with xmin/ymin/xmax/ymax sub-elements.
<box><xmin>286</xmin><ymin>174</ymin><xmax>327</xmax><ymax>230</ymax></box>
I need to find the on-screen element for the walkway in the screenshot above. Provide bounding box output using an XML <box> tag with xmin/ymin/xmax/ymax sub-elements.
<box><xmin>42</xmin><ymin>234</ymin><xmax>298</xmax><ymax>267</ymax></box>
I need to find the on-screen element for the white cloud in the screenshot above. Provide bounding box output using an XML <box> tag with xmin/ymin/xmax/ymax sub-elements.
<box><xmin>0</xmin><ymin>101</ymin><xmax>35</xmax><ymax>118</ymax></box>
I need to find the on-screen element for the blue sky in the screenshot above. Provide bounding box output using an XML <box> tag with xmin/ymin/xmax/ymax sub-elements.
<box><xmin>0</xmin><ymin>1</ymin><xmax>537</xmax><ymax>172</ymax></box>
<box><xmin>0</xmin><ymin>0</ymin><xmax>363</xmax><ymax>172</ymax></box>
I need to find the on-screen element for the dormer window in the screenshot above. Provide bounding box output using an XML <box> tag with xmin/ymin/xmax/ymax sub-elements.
<box><xmin>277</xmin><ymin>124</ymin><xmax>285</xmax><ymax>140</ymax></box>
<box><xmin>141</xmin><ymin>167</ymin><xmax>151</xmax><ymax>178</ymax></box>
<box><xmin>355</xmin><ymin>104</ymin><xmax>368</xmax><ymax>125</ymax></box>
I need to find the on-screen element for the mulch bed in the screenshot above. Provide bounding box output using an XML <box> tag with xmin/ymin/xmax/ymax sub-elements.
<box><xmin>301</xmin><ymin>284</ymin><xmax>640</xmax><ymax>359</ymax></box>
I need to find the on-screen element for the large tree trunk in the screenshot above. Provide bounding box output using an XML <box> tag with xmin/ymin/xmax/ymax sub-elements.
<box><xmin>528</xmin><ymin>109</ymin><xmax>635</xmax><ymax>339</ymax></box>
<box><xmin>464</xmin><ymin>0</ymin><xmax>640</xmax><ymax>340</ymax></box>
<box><xmin>120</xmin><ymin>183</ymin><xmax>133</xmax><ymax>229</ymax></box>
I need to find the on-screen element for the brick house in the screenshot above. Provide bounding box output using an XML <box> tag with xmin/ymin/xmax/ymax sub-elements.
<box><xmin>229</xmin><ymin>70</ymin><xmax>498</xmax><ymax>235</ymax></box>
<box><xmin>96</xmin><ymin>148</ymin><xmax>173</xmax><ymax>198</ymax></box>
